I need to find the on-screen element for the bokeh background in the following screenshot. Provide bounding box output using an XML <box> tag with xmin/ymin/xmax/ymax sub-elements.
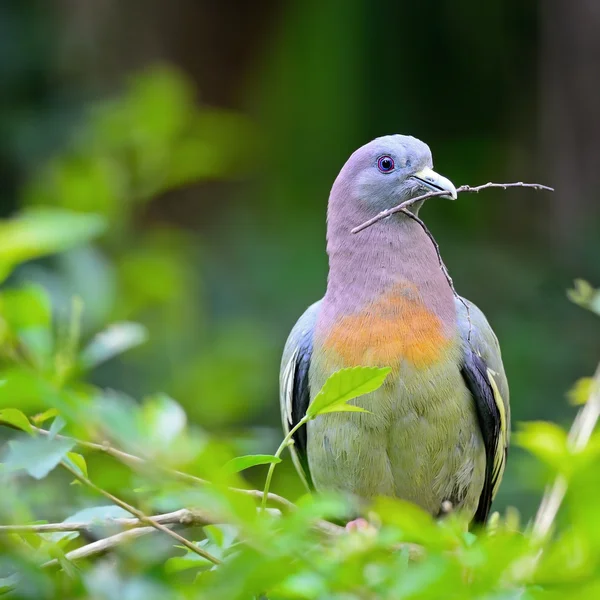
<box><xmin>1</xmin><ymin>0</ymin><xmax>599</xmax><ymax>520</ymax></box>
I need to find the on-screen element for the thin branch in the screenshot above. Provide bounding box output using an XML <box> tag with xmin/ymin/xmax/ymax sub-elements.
<box><xmin>0</xmin><ymin>508</ymin><xmax>215</xmax><ymax>535</ymax></box>
<box><xmin>351</xmin><ymin>181</ymin><xmax>554</xmax><ymax>234</ymax></box>
<box><xmin>351</xmin><ymin>189</ymin><xmax>450</xmax><ymax>234</ymax></box>
<box><xmin>59</xmin><ymin>460</ymin><xmax>222</xmax><ymax>565</ymax></box>
<box><xmin>42</xmin><ymin>526</ymin><xmax>156</xmax><ymax>569</ymax></box>
<box><xmin>532</xmin><ymin>362</ymin><xmax>600</xmax><ymax>540</ymax></box>
<box><xmin>32</xmin><ymin>426</ymin><xmax>294</xmax><ymax>513</ymax></box>
<box><xmin>398</xmin><ymin>208</ymin><xmax>473</xmax><ymax>342</ymax></box>
<box><xmin>0</xmin><ymin>506</ymin><xmax>341</xmax><ymax>539</ymax></box>
<box><xmin>25</xmin><ymin>506</ymin><xmax>341</xmax><ymax>569</ymax></box>
<box><xmin>39</xmin><ymin>508</ymin><xmax>283</xmax><ymax>569</ymax></box>
<box><xmin>457</xmin><ymin>182</ymin><xmax>554</xmax><ymax>194</ymax></box>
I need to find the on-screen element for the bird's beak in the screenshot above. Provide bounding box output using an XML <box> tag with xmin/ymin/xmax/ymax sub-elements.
<box><xmin>411</xmin><ymin>167</ymin><xmax>457</xmax><ymax>200</ymax></box>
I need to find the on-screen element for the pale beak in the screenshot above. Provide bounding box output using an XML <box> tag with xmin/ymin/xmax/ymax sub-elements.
<box><xmin>411</xmin><ymin>167</ymin><xmax>457</xmax><ymax>200</ymax></box>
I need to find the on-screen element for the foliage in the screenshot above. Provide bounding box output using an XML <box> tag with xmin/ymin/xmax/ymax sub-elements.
<box><xmin>1</xmin><ymin>66</ymin><xmax>600</xmax><ymax>599</ymax></box>
<box><xmin>0</xmin><ymin>269</ymin><xmax>599</xmax><ymax>599</ymax></box>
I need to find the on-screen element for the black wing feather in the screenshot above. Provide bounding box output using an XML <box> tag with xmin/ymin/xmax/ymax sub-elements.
<box><xmin>289</xmin><ymin>332</ymin><xmax>314</xmax><ymax>488</ymax></box>
<box><xmin>461</xmin><ymin>347</ymin><xmax>503</xmax><ymax>524</ymax></box>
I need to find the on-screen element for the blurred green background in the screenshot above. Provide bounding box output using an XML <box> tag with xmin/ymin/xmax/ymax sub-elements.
<box><xmin>1</xmin><ymin>0</ymin><xmax>599</xmax><ymax>520</ymax></box>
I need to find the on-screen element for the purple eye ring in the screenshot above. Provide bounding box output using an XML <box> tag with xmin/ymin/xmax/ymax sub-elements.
<box><xmin>377</xmin><ymin>155</ymin><xmax>395</xmax><ymax>173</ymax></box>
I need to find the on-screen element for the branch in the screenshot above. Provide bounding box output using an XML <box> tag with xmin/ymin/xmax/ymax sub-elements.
<box><xmin>0</xmin><ymin>508</ymin><xmax>215</xmax><ymax>535</ymax></box>
<box><xmin>395</xmin><ymin>208</ymin><xmax>474</xmax><ymax>342</ymax></box>
<box><xmin>59</xmin><ymin>460</ymin><xmax>222</xmax><ymax>565</ymax></box>
<box><xmin>21</xmin><ymin>506</ymin><xmax>340</xmax><ymax>569</ymax></box>
<box><xmin>532</xmin><ymin>361</ymin><xmax>600</xmax><ymax>540</ymax></box>
<box><xmin>351</xmin><ymin>181</ymin><xmax>554</xmax><ymax>234</ymax></box>
<box><xmin>32</xmin><ymin>426</ymin><xmax>295</xmax><ymax>513</ymax></box>
<box><xmin>39</xmin><ymin>507</ymin><xmax>286</xmax><ymax>569</ymax></box>
<box><xmin>42</xmin><ymin>526</ymin><xmax>156</xmax><ymax>569</ymax></box>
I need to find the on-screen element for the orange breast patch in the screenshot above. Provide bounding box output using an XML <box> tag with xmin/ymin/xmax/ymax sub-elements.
<box><xmin>322</xmin><ymin>285</ymin><xmax>452</xmax><ymax>369</ymax></box>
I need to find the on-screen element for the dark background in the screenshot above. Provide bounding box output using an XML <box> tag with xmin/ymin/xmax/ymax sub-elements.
<box><xmin>1</xmin><ymin>0</ymin><xmax>599</xmax><ymax>518</ymax></box>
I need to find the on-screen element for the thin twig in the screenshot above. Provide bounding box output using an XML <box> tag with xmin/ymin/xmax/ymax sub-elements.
<box><xmin>532</xmin><ymin>362</ymin><xmax>600</xmax><ymax>540</ymax></box>
<box><xmin>18</xmin><ymin>505</ymin><xmax>341</xmax><ymax>570</ymax></box>
<box><xmin>0</xmin><ymin>507</ymin><xmax>341</xmax><ymax>539</ymax></box>
<box><xmin>59</xmin><ymin>460</ymin><xmax>222</xmax><ymax>565</ymax></box>
<box><xmin>399</xmin><ymin>208</ymin><xmax>473</xmax><ymax>342</ymax></box>
<box><xmin>39</xmin><ymin>508</ymin><xmax>283</xmax><ymax>569</ymax></box>
<box><xmin>31</xmin><ymin>426</ymin><xmax>294</xmax><ymax>513</ymax></box>
<box><xmin>42</xmin><ymin>526</ymin><xmax>156</xmax><ymax>569</ymax></box>
<box><xmin>351</xmin><ymin>181</ymin><xmax>554</xmax><ymax>234</ymax></box>
<box><xmin>351</xmin><ymin>189</ymin><xmax>450</xmax><ymax>234</ymax></box>
<box><xmin>0</xmin><ymin>508</ymin><xmax>215</xmax><ymax>535</ymax></box>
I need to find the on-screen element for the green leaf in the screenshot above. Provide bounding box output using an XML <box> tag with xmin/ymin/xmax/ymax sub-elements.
<box><xmin>373</xmin><ymin>496</ymin><xmax>453</xmax><ymax>549</ymax></box>
<box><xmin>0</xmin><ymin>285</ymin><xmax>51</xmax><ymax>331</ymax></box>
<box><xmin>0</xmin><ymin>409</ymin><xmax>33</xmax><ymax>434</ymax></box>
<box><xmin>0</xmin><ymin>209</ymin><xmax>105</xmax><ymax>276</ymax></box>
<box><xmin>80</xmin><ymin>322</ymin><xmax>148</xmax><ymax>369</ymax></box>
<box><xmin>514</xmin><ymin>421</ymin><xmax>570</xmax><ymax>474</ymax></box>
<box><xmin>2</xmin><ymin>436</ymin><xmax>75</xmax><ymax>479</ymax></box>
<box><xmin>0</xmin><ymin>285</ymin><xmax>53</xmax><ymax>366</ymax></box>
<box><xmin>568</xmin><ymin>378</ymin><xmax>594</xmax><ymax>405</ymax></box>
<box><xmin>31</xmin><ymin>408</ymin><xmax>59</xmax><ymax>426</ymax></box>
<box><xmin>203</xmin><ymin>524</ymin><xmax>238</xmax><ymax>550</ymax></box>
<box><xmin>48</xmin><ymin>416</ymin><xmax>66</xmax><ymax>439</ymax></box>
<box><xmin>141</xmin><ymin>394</ymin><xmax>187</xmax><ymax>446</ymax></box>
<box><xmin>306</xmin><ymin>366</ymin><xmax>391</xmax><ymax>419</ymax></box>
<box><xmin>225</xmin><ymin>454</ymin><xmax>281</xmax><ymax>473</ymax></box>
<box><xmin>567</xmin><ymin>279</ymin><xmax>600</xmax><ymax>316</ymax></box>
<box><xmin>65</xmin><ymin>452</ymin><xmax>88</xmax><ymax>478</ymax></box>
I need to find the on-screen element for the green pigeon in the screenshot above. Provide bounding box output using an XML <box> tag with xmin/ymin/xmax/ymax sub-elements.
<box><xmin>280</xmin><ymin>135</ymin><xmax>509</xmax><ymax>524</ymax></box>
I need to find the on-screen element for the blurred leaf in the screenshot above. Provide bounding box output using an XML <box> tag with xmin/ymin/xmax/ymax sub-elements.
<box><xmin>306</xmin><ymin>366</ymin><xmax>391</xmax><ymax>418</ymax></box>
<box><xmin>0</xmin><ymin>285</ymin><xmax>53</xmax><ymax>367</ymax></box>
<box><xmin>374</xmin><ymin>496</ymin><xmax>454</xmax><ymax>549</ymax></box>
<box><xmin>568</xmin><ymin>378</ymin><xmax>594</xmax><ymax>405</ymax></box>
<box><xmin>515</xmin><ymin>422</ymin><xmax>570</xmax><ymax>474</ymax></box>
<box><xmin>48</xmin><ymin>504</ymin><xmax>133</xmax><ymax>543</ymax></box>
<box><xmin>0</xmin><ymin>284</ymin><xmax>51</xmax><ymax>330</ymax></box>
<box><xmin>92</xmin><ymin>392</ymin><xmax>189</xmax><ymax>457</ymax></box>
<box><xmin>31</xmin><ymin>408</ymin><xmax>59</xmax><ymax>426</ymax></box>
<box><xmin>0</xmin><ymin>575</ymin><xmax>19</xmax><ymax>595</ymax></box>
<box><xmin>80</xmin><ymin>322</ymin><xmax>148</xmax><ymax>369</ymax></box>
<box><xmin>65</xmin><ymin>504</ymin><xmax>132</xmax><ymax>522</ymax></box>
<box><xmin>48</xmin><ymin>415</ymin><xmax>66</xmax><ymax>439</ymax></box>
<box><xmin>204</xmin><ymin>524</ymin><xmax>239</xmax><ymax>550</ymax></box>
<box><xmin>2</xmin><ymin>436</ymin><xmax>74</xmax><ymax>480</ymax></box>
<box><xmin>0</xmin><ymin>209</ymin><xmax>105</xmax><ymax>277</ymax></box>
<box><xmin>166</xmin><ymin>535</ymin><xmax>225</xmax><ymax>574</ymax></box>
<box><xmin>225</xmin><ymin>455</ymin><xmax>281</xmax><ymax>473</ymax></box>
<box><xmin>0</xmin><ymin>408</ymin><xmax>32</xmax><ymax>434</ymax></box>
<box><xmin>568</xmin><ymin>279</ymin><xmax>600</xmax><ymax>316</ymax></box>
<box><xmin>65</xmin><ymin>452</ymin><xmax>88</xmax><ymax>478</ymax></box>
<box><xmin>141</xmin><ymin>394</ymin><xmax>187</xmax><ymax>447</ymax></box>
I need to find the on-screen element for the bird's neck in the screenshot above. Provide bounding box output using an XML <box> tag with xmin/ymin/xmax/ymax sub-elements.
<box><xmin>323</xmin><ymin>214</ymin><xmax>457</xmax><ymax>332</ymax></box>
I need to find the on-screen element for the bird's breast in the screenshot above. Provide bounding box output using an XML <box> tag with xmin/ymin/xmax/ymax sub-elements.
<box><xmin>318</xmin><ymin>283</ymin><xmax>456</xmax><ymax>370</ymax></box>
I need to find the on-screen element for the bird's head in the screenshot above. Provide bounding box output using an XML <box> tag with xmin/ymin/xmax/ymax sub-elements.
<box><xmin>331</xmin><ymin>135</ymin><xmax>457</xmax><ymax>216</ymax></box>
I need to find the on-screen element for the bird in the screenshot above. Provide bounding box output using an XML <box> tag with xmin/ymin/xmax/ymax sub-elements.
<box><xmin>279</xmin><ymin>134</ymin><xmax>509</xmax><ymax>525</ymax></box>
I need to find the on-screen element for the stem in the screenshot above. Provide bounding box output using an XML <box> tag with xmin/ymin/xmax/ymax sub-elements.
<box><xmin>351</xmin><ymin>181</ymin><xmax>554</xmax><ymax>234</ymax></box>
<box><xmin>0</xmin><ymin>508</ymin><xmax>213</xmax><ymax>534</ymax></box>
<box><xmin>261</xmin><ymin>417</ymin><xmax>309</xmax><ymax>511</ymax></box>
<box><xmin>60</xmin><ymin>460</ymin><xmax>221</xmax><ymax>565</ymax></box>
<box><xmin>30</xmin><ymin>426</ymin><xmax>295</xmax><ymax>513</ymax></box>
<box><xmin>532</xmin><ymin>362</ymin><xmax>600</xmax><ymax>540</ymax></box>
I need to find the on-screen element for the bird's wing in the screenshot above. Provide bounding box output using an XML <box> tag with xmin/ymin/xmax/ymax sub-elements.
<box><xmin>279</xmin><ymin>301</ymin><xmax>321</xmax><ymax>491</ymax></box>
<box><xmin>456</xmin><ymin>296</ymin><xmax>510</xmax><ymax>524</ymax></box>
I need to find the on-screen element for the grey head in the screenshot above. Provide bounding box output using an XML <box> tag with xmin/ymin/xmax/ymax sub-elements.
<box><xmin>328</xmin><ymin>134</ymin><xmax>457</xmax><ymax>222</ymax></box>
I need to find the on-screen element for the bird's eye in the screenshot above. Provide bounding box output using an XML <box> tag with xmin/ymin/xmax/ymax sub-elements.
<box><xmin>377</xmin><ymin>156</ymin><xmax>395</xmax><ymax>173</ymax></box>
